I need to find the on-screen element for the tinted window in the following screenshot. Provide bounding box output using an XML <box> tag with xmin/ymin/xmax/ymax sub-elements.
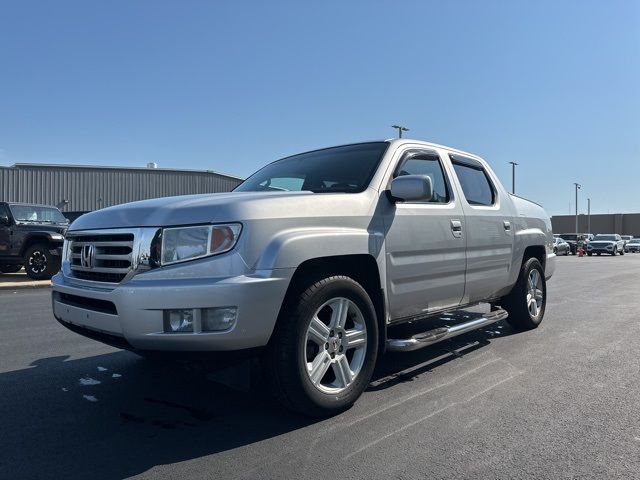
<box><xmin>594</xmin><ymin>235</ymin><xmax>617</xmax><ymax>241</ymax></box>
<box><xmin>559</xmin><ymin>234</ymin><xmax>578</xmax><ymax>241</ymax></box>
<box><xmin>451</xmin><ymin>160</ymin><xmax>495</xmax><ymax>206</ymax></box>
<box><xmin>395</xmin><ymin>154</ymin><xmax>450</xmax><ymax>203</ymax></box>
<box><xmin>235</xmin><ymin>142</ymin><xmax>388</xmax><ymax>193</ymax></box>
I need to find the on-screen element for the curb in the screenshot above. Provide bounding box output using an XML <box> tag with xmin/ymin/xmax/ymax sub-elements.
<box><xmin>0</xmin><ymin>282</ymin><xmax>51</xmax><ymax>291</ymax></box>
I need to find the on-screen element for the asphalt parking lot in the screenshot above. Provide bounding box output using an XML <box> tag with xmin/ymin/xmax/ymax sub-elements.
<box><xmin>2</xmin><ymin>255</ymin><xmax>640</xmax><ymax>479</ymax></box>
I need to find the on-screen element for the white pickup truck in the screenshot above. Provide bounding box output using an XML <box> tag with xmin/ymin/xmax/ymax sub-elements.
<box><xmin>52</xmin><ymin>139</ymin><xmax>555</xmax><ymax>416</ymax></box>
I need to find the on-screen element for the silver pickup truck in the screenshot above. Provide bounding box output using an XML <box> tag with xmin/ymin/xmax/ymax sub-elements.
<box><xmin>52</xmin><ymin>139</ymin><xmax>554</xmax><ymax>416</ymax></box>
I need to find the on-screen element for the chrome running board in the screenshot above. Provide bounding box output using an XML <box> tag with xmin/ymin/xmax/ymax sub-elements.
<box><xmin>386</xmin><ymin>307</ymin><xmax>509</xmax><ymax>352</ymax></box>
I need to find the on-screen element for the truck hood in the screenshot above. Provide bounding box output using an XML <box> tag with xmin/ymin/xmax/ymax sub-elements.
<box><xmin>14</xmin><ymin>222</ymin><xmax>68</xmax><ymax>235</ymax></box>
<box><xmin>69</xmin><ymin>191</ymin><xmax>323</xmax><ymax>230</ymax></box>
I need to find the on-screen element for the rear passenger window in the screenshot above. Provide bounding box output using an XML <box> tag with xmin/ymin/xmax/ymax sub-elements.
<box><xmin>395</xmin><ymin>154</ymin><xmax>450</xmax><ymax>203</ymax></box>
<box><xmin>451</xmin><ymin>157</ymin><xmax>495</xmax><ymax>206</ymax></box>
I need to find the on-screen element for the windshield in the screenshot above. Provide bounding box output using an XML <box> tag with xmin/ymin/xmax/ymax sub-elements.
<box><xmin>9</xmin><ymin>204</ymin><xmax>67</xmax><ymax>224</ymax></box>
<box><xmin>234</xmin><ymin>142</ymin><xmax>389</xmax><ymax>193</ymax></box>
<box><xmin>628</xmin><ymin>239</ymin><xmax>640</xmax><ymax>244</ymax></box>
<box><xmin>594</xmin><ymin>235</ymin><xmax>617</xmax><ymax>241</ymax></box>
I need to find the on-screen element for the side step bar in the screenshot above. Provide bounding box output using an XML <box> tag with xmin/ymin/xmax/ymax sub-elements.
<box><xmin>386</xmin><ymin>307</ymin><xmax>509</xmax><ymax>352</ymax></box>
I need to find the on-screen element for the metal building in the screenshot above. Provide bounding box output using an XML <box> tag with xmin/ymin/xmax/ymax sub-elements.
<box><xmin>551</xmin><ymin>213</ymin><xmax>640</xmax><ymax>237</ymax></box>
<box><xmin>0</xmin><ymin>163</ymin><xmax>243</xmax><ymax>212</ymax></box>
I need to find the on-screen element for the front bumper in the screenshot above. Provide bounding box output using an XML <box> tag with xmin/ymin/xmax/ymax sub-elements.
<box><xmin>587</xmin><ymin>243</ymin><xmax>616</xmax><ymax>254</ymax></box>
<box><xmin>51</xmin><ymin>269</ymin><xmax>293</xmax><ymax>352</ymax></box>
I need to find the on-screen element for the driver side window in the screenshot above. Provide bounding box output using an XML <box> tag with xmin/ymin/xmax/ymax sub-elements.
<box><xmin>0</xmin><ymin>205</ymin><xmax>9</xmax><ymax>221</ymax></box>
<box><xmin>394</xmin><ymin>154</ymin><xmax>450</xmax><ymax>203</ymax></box>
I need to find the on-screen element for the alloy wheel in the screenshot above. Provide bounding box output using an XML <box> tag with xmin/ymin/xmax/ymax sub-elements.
<box><xmin>28</xmin><ymin>250</ymin><xmax>47</xmax><ymax>274</ymax></box>
<box><xmin>526</xmin><ymin>269</ymin><xmax>543</xmax><ymax>319</ymax></box>
<box><xmin>304</xmin><ymin>297</ymin><xmax>367</xmax><ymax>394</ymax></box>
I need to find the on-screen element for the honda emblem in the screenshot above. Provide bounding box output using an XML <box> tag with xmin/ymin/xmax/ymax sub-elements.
<box><xmin>80</xmin><ymin>244</ymin><xmax>95</xmax><ymax>269</ymax></box>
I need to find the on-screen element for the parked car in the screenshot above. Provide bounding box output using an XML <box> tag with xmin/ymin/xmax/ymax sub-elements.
<box><xmin>0</xmin><ymin>202</ymin><xmax>68</xmax><ymax>279</ymax></box>
<box><xmin>586</xmin><ymin>234</ymin><xmax>625</xmax><ymax>256</ymax></box>
<box><xmin>625</xmin><ymin>238</ymin><xmax>640</xmax><ymax>253</ymax></box>
<box><xmin>52</xmin><ymin>139</ymin><xmax>555</xmax><ymax>416</ymax></box>
<box><xmin>552</xmin><ymin>237</ymin><xmax>570</xmax><ymax>256</ymax></box>
<box><xmin>621</xmin><ymin>235</ymin><xmax>633</xmax><ymax>252</ymax></box>
<box><xmin>557</xmin><ymin>233</ymin><xmax>585</xmax><ymax>255</ymax></box>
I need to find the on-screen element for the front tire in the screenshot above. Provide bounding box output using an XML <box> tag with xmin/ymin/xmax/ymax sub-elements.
<box><xmin>23</xmin><ymin>244</ymin><xmax>60</xmax><ymax>280</ymax></box>
<box><xmin>263</xmin><ymin>275</ymin><xmax>379</xmax><ymax>417</ymax></box>
<box><xmin>501</xmin><ymin>257</ymin><xmax>546</xmax><ymax>331</ymax></box>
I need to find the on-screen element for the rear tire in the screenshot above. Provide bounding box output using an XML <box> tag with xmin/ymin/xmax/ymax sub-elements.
<box><xmin>501</xmin><ymin>258</ymin><xmax>546</xmax><ymax>331</ymax></box>
<box><xmin>23</xmin><ymin>244</ymin><xmax>60</xmax><ymax>280</ymax></box>
<box><xmin>0</xmin><ymin>264</ymin><xmax>23</xmax><ymax>273</ymax></box>
<box><xmin>263</xmin><ymin>275</ymin><xmax>379</xmax><ymax>417</ymax></box>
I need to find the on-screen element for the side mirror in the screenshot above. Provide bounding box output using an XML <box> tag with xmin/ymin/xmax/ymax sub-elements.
<box><xmin>390</xmin><ymin>175</ymin><xmax>433</xmax><ymax>202</ymax></box>
<box><xmin>0</xmin><ymin>214</ymin><xmax>9</xmax><ymax>226</ymax></box>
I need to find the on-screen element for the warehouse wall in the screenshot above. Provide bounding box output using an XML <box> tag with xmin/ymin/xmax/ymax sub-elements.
<box><xmin>551</xmin><ymin>214</ymin><xmax>640</xmax><ymax>236</ymax></box>
<box><xmin>0</xmin><ymin>164</ymin><xmax>242</xmax><ymax>211</ymax></box>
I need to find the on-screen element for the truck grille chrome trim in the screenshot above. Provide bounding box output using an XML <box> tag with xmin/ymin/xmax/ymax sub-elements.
<box><xmin>68</xmin><ymin>233</ymin><xmax>134</xmax><ymax>283</ymax></box>
<box><xmin>65</xmin><ymin>228</ymin><xmax>161</xmax><ymax>285</ymax></box>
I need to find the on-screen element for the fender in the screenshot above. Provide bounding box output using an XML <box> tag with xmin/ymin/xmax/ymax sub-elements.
<box><xmin>254</xmin><ymin>226</ymin><xmax>386</xmax><ymax>285</ymax></box>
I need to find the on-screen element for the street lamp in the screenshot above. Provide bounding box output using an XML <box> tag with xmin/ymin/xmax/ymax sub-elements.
<box><xmin>587</xmin><ymin>198</ymin><xmax>591</xmax><ymax>233</ymax></box>
<box><xmin>508</xmin><ymin>161</ymin><xmax>518</xmax><ymax>194</ymax></box>
<box><xmin>574</xmin><ymin>183</ymin><xmax>581</xmax><ymax>234</ymax></box>
<box><xmin>391</xmin><ymin>125</ymin><xmax>409</xmax><ymax>138</ymax></box>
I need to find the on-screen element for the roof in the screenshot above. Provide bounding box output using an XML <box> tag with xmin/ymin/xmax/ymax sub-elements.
<box><xmin>5</xmin><ymin>162</ymin><xmax>243</xmax><ymax>181</ymax></box>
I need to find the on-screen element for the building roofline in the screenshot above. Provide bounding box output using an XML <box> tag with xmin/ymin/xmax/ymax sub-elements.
<box><xmin>4</xmin><ymin>163</ymin><xmax>244</xmax><ymax>181</ymax></box>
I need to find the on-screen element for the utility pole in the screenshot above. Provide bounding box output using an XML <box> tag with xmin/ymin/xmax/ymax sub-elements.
<box><xmin>391</xmin><ymin>125</ymin><xmax>409</xmax><ymax>138</ymax></box>
<box><xmin>574</xmin><ymin>183</ymin><xmax>581</xmax><ymax>234</ymax></box>
<box><xmin>508</xmin><ymin>161</ymin><xmax>518</xmax><ymax>194</ymax></box>
<box><xmin>587</xmin><ymin>198</ymin><xmax>591</xmax><ymax>233</ymax></box>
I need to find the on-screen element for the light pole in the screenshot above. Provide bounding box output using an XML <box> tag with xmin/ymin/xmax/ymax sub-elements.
<box><xmin>587</xmin><ymin>198</ymin><xmax>591</xmax><ymax>233</ymax></box>
<box><xmin>574</xmin><ymin>183</ymin><xmax>581</xmax><ymax>234</ymax></box>
<box><xmin>391</xmin><ymin>125</ymin><xmax>409</xmax><ymax>138</ymax></box>
<box><xmin>508</xmin><ymin>161</ymin><xmax>518</xmax><ymax>194</ymax></box>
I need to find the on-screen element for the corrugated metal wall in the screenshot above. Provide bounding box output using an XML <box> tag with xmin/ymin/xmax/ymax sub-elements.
<box><xmin>551</xmin><ymin>213</ymin><xmax>640</xmax><ymax>236</ymax></box>
<box><xmin>0</xmin><ymin>165</ymin><xmax>243</xmax><ymax>211</ymax></box>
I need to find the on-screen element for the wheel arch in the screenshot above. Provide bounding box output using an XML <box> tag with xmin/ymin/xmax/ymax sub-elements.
<box><xmin>273</xmin><ymin>254</ymin><xmax>387</xmax><ymax>355</ymax></box>
<box><xmin>19</xmin><ymin>235</ymin><xmax>53</xmax><ymax>257</ymax></box>
<box><xmin>522</xmin><ymin>244</ymin><xmax>546</xmax><ymax>271</ymax></box>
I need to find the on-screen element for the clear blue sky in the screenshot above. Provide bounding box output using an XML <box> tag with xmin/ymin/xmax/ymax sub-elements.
<box><xmin>1</xmin><ymin>1</ymin><xmax>638</xmax><ymax>215</ymax></box>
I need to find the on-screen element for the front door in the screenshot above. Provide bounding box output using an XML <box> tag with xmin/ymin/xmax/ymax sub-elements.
<box><xmin>383</xmin><ymin>149</ymin><xmax>466</xmax><ymax>320</ymax></box>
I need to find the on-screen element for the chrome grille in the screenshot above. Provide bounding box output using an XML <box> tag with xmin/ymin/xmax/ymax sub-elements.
<box><xmin>69</xmin><ymin>233</ymin><xmax>134</xmax><ymax>283</ymax></box>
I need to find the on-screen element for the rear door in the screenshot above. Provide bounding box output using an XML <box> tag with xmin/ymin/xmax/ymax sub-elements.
<box><xmin>448</xmin><ymin>154</ymin><xmax>515</xmax><ymax>304</ymax></box>
<box><xmin>383</xmin><ymin>148</ymin><xmax>466</xmax><ymax>320</ymax></box>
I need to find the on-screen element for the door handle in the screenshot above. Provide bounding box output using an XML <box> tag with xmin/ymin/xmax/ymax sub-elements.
<box><xmin>503</xmin><ymin>221</ymin><xmax>511</xmax><ymax>231</ymax></box>
<box><xmin>451</xmin><ymin>219</ymin><xmax>462</xmax><ymax>238</ymax></box>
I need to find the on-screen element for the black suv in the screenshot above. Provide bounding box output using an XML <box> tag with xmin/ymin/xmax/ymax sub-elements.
<box><xmin>0</xmin><ymin>202</ymin><xmax>68</xmax><ymax>279</ymax></box>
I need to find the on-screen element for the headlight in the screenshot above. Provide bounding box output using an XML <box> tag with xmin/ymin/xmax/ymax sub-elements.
<box><xmin>161</xmin><ymin>223</ymin><xmax>242</xmax><ymax>265</ymax></box>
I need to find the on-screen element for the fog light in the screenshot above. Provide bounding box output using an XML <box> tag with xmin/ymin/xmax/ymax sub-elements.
<box><xmin>202</xmin><ymin>307</ymin><xmax>237</xmax><ymax>332</ymax></box>
<box><xmin>164</xmin><ymin>309</ymin><xmax>194</xmax><ymax>333</ymax></box>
